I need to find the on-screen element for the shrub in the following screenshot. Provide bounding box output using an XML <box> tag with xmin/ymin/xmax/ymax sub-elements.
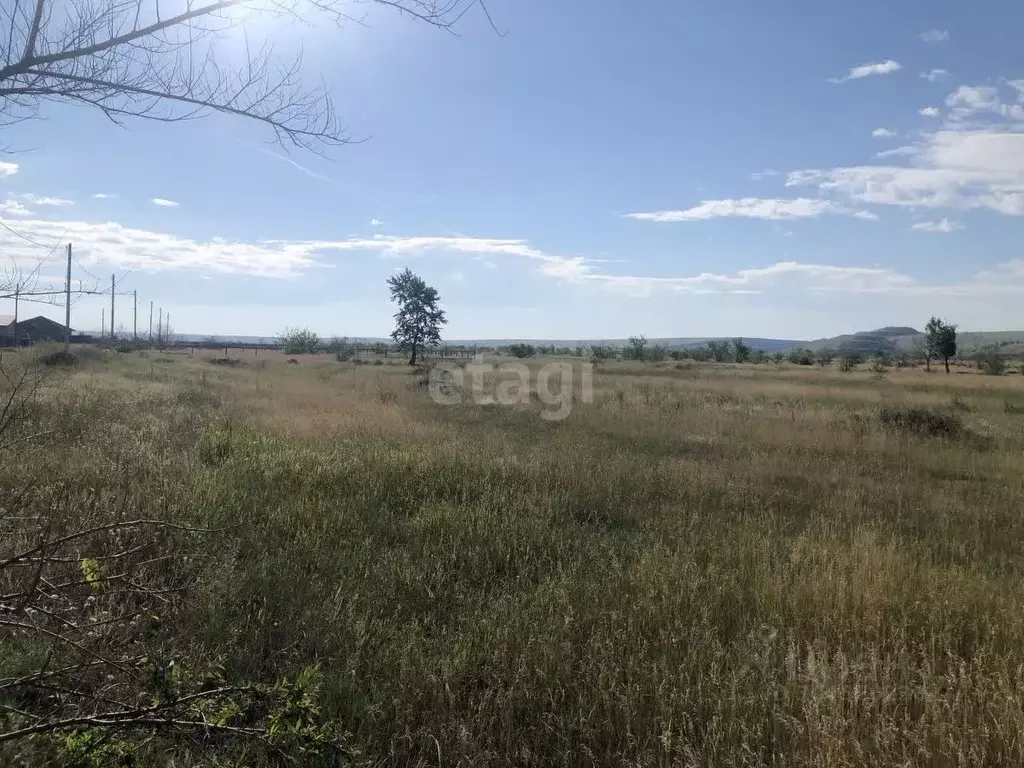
<box><xmin>623</xmin><ymin>335</ymin><xmax>648</xmax><ymax>361</ymax></box>
<box><xmin>870</xmin><ymin>354</ymin><xmax>891</xmax><ymax>378</ymax></box>
<box><xmin>879</xmin><ymin>406</ymin><xmax>962</xmax><ymax>439</ymax></box>
<box><xmin>950</xmin><ymin>396</ymin><xmax>972</xmax><ymax>412</ymax></box>
<box><xmin>976</xmin><ymin>345</ymin><xmax>1007</xmax><ymax>376</ymax></box>
<box><xmin>646</xmin><ymin>345</ymin><xmax>667</xmax><ymax>362</ymax></box>
<box><xmin>508</xmin><ymin>343</ymin><xmax>536</xmax><ymax>359</ymax></box>
<box><xmin>329</xmin><ymin>336</ymin><xmax>356</xmax><ymax>362</ymax></box>
<box><xmin>839</xmin><ymin>354</ymin><xmax>863</xmax><ymax>373</ymax></box>
<box><xmin>1005</xmin><ymin>401</ymin><xmax>1024</xmax><ymax>415</ymax></box>
<box><xmin>706</xmin><ymin>340</ymin><xmax>731</xmax><ymax>363</ymax></box>
<box><xmin>788</xmin><ymin>347</ymin><xmax>814</xmax><ymax>366</ymax></box>
<box><xmin>39</xmin><ymin>350</ymin><xmax>78</xmax><ymax>367</ymax></box>
<box><xmin>278</xmin><ymin>327</ymin><xmax>320</xmax><ymax>355</ymax></box>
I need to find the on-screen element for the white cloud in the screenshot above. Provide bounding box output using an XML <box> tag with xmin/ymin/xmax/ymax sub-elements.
<box><xmin>787</xmin><ymin>129</ymin><xmax>1024</xmax><ymax>215</ymax></box>
<box><xmin>921</xmin><ymin>69</ymin><xmax>950</xmax><ymax>82</ymax></box>
<box><xmin>0</xmin><ymin>200</ymin><xmax>32</xmax><ymax>217</ymax></box>
<box><xmin>852</xmin><ymin>210</ymin><xmax>880</xmax><ymax>221</ymax></box>
<box><xmin>750</xmin><ymin>170</ymin><xmax>781</xmax><ymax>181</ymax></box>
<box><xmin>872</xmin><ymin>128</ymin><xmax>897</xmax><ymax>138</ymax></box>
<box><xmin>624</xmin><ymin>198</ymin><xmax>865</xmax><ymax>222</ymax></box>
<box><xmin>0</xmin><ymin>162</ymin><xmax>18</xmax><ymax>178</ymax></box>
<box><xmin>875</xmin><ymin>146</ymin><xmax>919</xmax><ymax>159</ymax></box>
<box><xmin>946</xmin><ymin>84</ymin><xmax>1024</xmax><ymax>121</ymax></box>
<box><xmin>830</xmin><ymin>60</ymin><xmax>902</xmax><ymax>83</ymax></box>
<box><xmin>16</xmin><ymin>193</ymin><xmax>73</xmax><ymax>206</ymax></box>
<box><xmin>921</xmin><ymin>29</ymin><xmax>949</xmax><ymax>43</ymax></box>
<box><xmin>151</xmin><ymin>198</ymin><xmax>179</xmax><ymax>207</ymax></box>
<box><xmin>370</xmin><ymin>218</ymin><xmax>382</xmax><ymax>226</ymax></box>
<box><xmin>912</xmin><ymin>218</ymin><xmax>964</xmax><ymax>233</ymax></box>
<box><xmin>92</xmin><ymin>193</ymin><xmax>116</xmax><ymax>199</ymax></box>
<box><xmin>3</xmin><ymin>216</ymin><xmax>1024</xmax><ymax>302</ymax></box>
<box><xmin>919</xmin><ymin>106</ymin><xmax>941</xmax><ymax>117</ymax></box>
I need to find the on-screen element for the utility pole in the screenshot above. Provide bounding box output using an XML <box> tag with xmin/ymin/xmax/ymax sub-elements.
<box><xmin>158</xmin><ymin>307</ymin><xmax>163</xmax><ymax>347</ymax></box>
<box><xmin>65</xmin><ymin>243</ymin><xmax>72</xmax><ymax>349</ymax></box>
<box><xmin>101</xmin><ymin>308</ymin><xmax>105</xmax><ymax>339</ymax></box>
<box><xmin>133</xmin><ymin>291</ymin><xmax>137</xmax><ymax>342</ymax></box>
<box><xmin>166</xmin><ymin>313</ymin><xmax>171</xmax><ymax>344</ymax></box>
<box><xmin>149</xmin><ymin>301</ymin><xmax>153</xmax><ymax>343</ymax></box>
<box><xmin>13</xmin><ymin>288</ymin><xmax>18</xmax><ymax>326</ymax></box>
<box><xmin>110</xmin><ymin>274</ymin><xmax>115</xmax><ymax>341</ymax></box>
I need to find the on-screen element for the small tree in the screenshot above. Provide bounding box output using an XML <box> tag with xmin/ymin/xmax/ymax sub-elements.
<box><xmin>278</xmin><ymin>327</ymin><xmax>320</xmax><ymax>355</ymax></box>
<box><xmin>624</xmin><ymin>335</ymin><xmax>648</xmax><ymax>361</ymax></box>
<box><xmin>925</xmin><ymin>317</ymin><xmax>957</xmax><ymax>374</ymax></box>
<box><xmin>770</xmin><ymin>351</ymin><xmax>786</xmax><ymax>364</ymax></box>
<box><xmin>387</xmin><ymin>268</ymin><xmax>447</xmax><ymax>365</ymax></box>
<box><xmin>732</xmin><ymin>338</ymin><xmax>751</xmax><ymax>363</ymax></box>
<box><xmin>816</xmin><ymin>348</ymin><xmax>835</xmax><ymax>367</ymax></box>
<box><xmin>508</xmin><ymin>343</ymin><xmax>536</xmax><ymax>359</ymax></box>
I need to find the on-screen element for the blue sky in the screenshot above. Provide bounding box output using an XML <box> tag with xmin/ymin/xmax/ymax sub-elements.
<box><xmin>2</xmin><ymin>0</ymin><xmax>1024</xmax><ymax>340</ymax></box>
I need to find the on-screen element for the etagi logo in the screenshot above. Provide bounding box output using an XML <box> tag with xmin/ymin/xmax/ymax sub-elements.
<box><xmin>428</xmin><ymin>356</ymin><xmax>593</xmax><ymax>421</ymax></box>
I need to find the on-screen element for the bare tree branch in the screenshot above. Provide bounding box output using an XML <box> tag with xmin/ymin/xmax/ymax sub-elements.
<box><xmin>0</xmin><ymin>0</ymin><xmax>494</xmax><ymax>150</ymax></box>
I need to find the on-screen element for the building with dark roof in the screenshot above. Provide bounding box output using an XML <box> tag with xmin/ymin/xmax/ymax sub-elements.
<box><xmin>0</xmin><ymin>315</ymin><xmax>73</xmax><ymax>345</ymax></box>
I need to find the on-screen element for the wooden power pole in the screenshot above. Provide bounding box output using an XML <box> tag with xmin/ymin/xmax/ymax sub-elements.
<box><xmin>149</xmin><ymin>301</ymin><xmax>153</xmax><ymax>343</ymax></box>
<box><xmin>133</xmin><ymin>291</ymin><xmax>137</xmax><ymax>342</ymax></box>
<box><xmin>110</xmin><ymin>274</ymin><xmax>115</xmax><ymax>341</ymax></box>
<box><xmin>65</xmin><ymin>243</ymin><xmax>72</xmax><ymax>349</ymax></box>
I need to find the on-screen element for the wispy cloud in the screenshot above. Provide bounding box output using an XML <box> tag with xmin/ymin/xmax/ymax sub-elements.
<box><xmin>750</xmin><ymin>170</ymin><xmax>781</xmax><ymax>182</ymax></box>
<box><xmin>244</xmin><ymin>143</ymin><xmax>335</xmax><ymax>183</ymax></box>
<box><xmin>829</xmin><ymin>60</ymin><xmax>902</xmax><ymax>83</ymax></box>
<box><xmin>872</xmin><ymin>128</ymin><xmax>897</xmax><ymax>138</ymax></box>
<box><xmin>3</xmin><ymin>217</ymin><xmax>1024</xmax><ymax>301</ymax></box>
<box><xmin>921</xmin><ymin>69</ymin><xmax>950</xmax><ymax>82</ymax></box>
<box><xmin>912</xmin><ymin>218</ymin><xmax>964</xmax><ymax>233</ymax></box>
<box><xmin>875</xmin><ymin>145</ymin><xmax>918</xmax><ymax>159</ymax></box>
<box><xmin>370</xmin><ymin>218</ymin><xmax>382</xmax><ymax>227</ymax></box>
<box><xmin>151</xmin><ymin>198</ymin><xmax>179</xmax><ymax>207</ymax></box>
<box><xmin>921</xmin><ymin>29</ymin><xmax>949</xmax><ymax>44</ymax></box>
<box><xmin>919</xmin><ymin>106</ymin><xmax>940</xmax><ymax>117</ymax></box>
<box><xmin>0</xmin><ymin>200</ymin><xmax>32</xmax><ymax>217</ymax></box>
<box><xmin>92</xmin><ymin>193</ymin><xmax>116</xmax><ymax>199</ymax></box>
<box><xmin>624</xmin><ymin>198</ymin><xmax>871</xmax><ymax>222</ymax></box>
<box><xmin>16</xmin><ymin>193</ymin><xmax>73</xmax><ymax>206</ymax></box>
<box><xmin>0</xmin><ymin>162</ymin><xmax>18</xmax><ymax>178</ymax></box>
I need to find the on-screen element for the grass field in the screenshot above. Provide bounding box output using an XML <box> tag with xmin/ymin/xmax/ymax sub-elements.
<box><xmin>3</xmin><ymin>346</ymin><xmax>1024</xmax><ymax>765</ymax></box>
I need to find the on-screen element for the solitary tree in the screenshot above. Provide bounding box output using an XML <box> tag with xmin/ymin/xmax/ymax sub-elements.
<box><xmin>387</xmin><ymin>268</ymin><xmax>446</xmax><ymax>364</ymax></box>
<box><xmin>816</xmin><ymin>348</ymin><xmax>835</xmax><ymax>367</ymax></box>
<box><xmin>0</xmin><ymin>0</ymin><xmax>491</xmax><ymax>151</ymax></box>
<box><xmin>925</xmin><ymin>317</ymin><xmax>957</xmax><ymax>374</ymax></box>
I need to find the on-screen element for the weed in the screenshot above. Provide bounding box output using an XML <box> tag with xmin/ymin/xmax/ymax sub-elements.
<box><xmin>879</xmin><ymin>406</ymin><xmax>962</xmax><ymax>439</ymax></box>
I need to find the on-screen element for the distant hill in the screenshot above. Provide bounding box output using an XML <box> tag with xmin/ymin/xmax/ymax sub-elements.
<box><xmin>175</xmin><ymin>330</ymin><xmax>1024</xmax><ymax>357</ymax></box>
<box><xmin>808</xmin><ymin>328</ymin><xmax>1024</xmax><ymax>357</ymax></box>
<box><xmin>808</xmin><ymin>327</ymin><xmax>922</xmax><ymax>356</ymax></box>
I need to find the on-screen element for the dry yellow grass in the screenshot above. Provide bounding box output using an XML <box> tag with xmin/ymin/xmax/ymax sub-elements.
<box><xmin>5</xmin><ymin>346</ymin><xmax>1024</xmax><ymax>765</ymax></box>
